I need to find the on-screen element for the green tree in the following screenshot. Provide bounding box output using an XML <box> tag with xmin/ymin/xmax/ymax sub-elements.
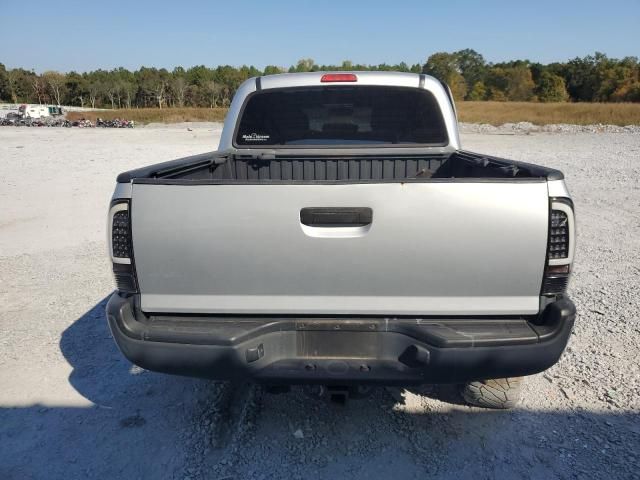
<box><xmin>485</xmin><ymin>67</ymin><xmax>509</xmax><ymax>101</ymax></box>
<box><xmin>2</xmin><ymin>50</ymin><xmax>639</xmax><ymax>108</ymax></box>
<box><xmin>454</xmin><ymin>48</ymin><xmax>487</xmax><ymax>88</ymax></box>
<box><xmin>263</xmin><ymin>65</ymin><xmax>285</xmax><ymax>75</ymax></box>
<box><xmin>134</xmin><ymin>67</ymin><xmax>170</xmax><ymax>108</ymax></box>
<box><xmin>186</xmin><ymin>65</ymin><xmax>215</xmax><ymax>87</ymax></box>
<box><xmin>64</xmin><ymin>71</ymin><xmax>88</xmax><ymax>106</ymax></box>
<box><xmin>536</xmin><ymin>71</ymin><xmax>569</xmax><ymax>102</ymax></box>
<box><xmin>505</xmin><ymin>65</ymin><xmax>535</xmax><ymax>101</ymax></box>
<box><xmin>565</xmin><ymin>54</ymin><xmax>599</xmax><ymax>101</ymax></box>
<box><xmin>0</xmin><ymin>63</ymin><xmax>10</xmax><ymax>101</ymax></box>
<box><xmin>596</xmin><ymin>55</ymin><xmax>638</xmax><ymax>101</ymax></box>
<box><xmin>202</xmin><ymin>81</ymin><xmax>221</xmax><ymax>108</ymax></box>
<box><xmin>422</xmin><ymin>52</ymin><xmax>467</xmax><ymax>100</ymax></box>
<box><xmin>422</xmin><ymin>52</ymin><xmax>458</xmax><ymax>81</ymax></box>
<box><xmin>467</xmin><ymin>81</ymin><xmax>487</xmax><ymax>101</ymax></box>
<box><xmin>339</xmin><ymin>60</ymin><xmax>353</xmax><ymax>71</ymax></box>
<box><xmin>171</xmin><ymin>67</ymin><xmax>188</xmax><ymax>107</ymax></box>
<box><xmin>290</xmin><ymin>58</ymin><xmax>316</xmax><ymax>73</ymax></box>
<box><xmin>488</xmin><ymin>89</ymin><xmax>507</xmax><ymax>101</ymax></box>
<box><xmin>7</xmin><ymin>68</ymin><xmax>37</xmax><ymax>103</ymax></box>
<box><xmin>215</xmin><ymin>65</ymin><xmax>250</xmax><ymax>103</ymax></box>
<box><xmin>610</xmin><ymin>81</ymin><xmax>640</xmax><ymax>102</ymax></box>
<box><xmin>448</xmin><ymin>73</ymin><xmax>467</xmax><ymax>101</ymax></box>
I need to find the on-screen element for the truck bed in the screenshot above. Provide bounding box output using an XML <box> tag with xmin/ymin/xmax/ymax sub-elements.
<box><xmin>118</xmin><ymin>150</ymin><xmax>563</xmax><ymax>184</ymax></box>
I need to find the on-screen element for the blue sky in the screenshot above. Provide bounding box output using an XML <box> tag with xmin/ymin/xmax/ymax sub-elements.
<box><xmin>2</xmin><ymin>0</ymin><xmax>639</xmax><ymax>72</ymax></box>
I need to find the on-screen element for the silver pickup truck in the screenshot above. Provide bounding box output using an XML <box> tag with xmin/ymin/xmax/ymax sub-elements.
<box><xmin>106</xmin><ymin>71</ymin><xmax>576</xmax><ymax>408</ymax></box>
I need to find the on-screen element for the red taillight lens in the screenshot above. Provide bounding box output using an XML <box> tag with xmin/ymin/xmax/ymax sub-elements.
<box><xmin>320</xmin><ymin>73</ymin><xmax>358</xmax><ymax>83</ymax></box>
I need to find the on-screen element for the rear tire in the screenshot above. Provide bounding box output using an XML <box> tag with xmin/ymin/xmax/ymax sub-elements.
<box><xmin>462</xmin><ymin>377</ymin><xmax>523</xmax><ymax>409</ymax></box>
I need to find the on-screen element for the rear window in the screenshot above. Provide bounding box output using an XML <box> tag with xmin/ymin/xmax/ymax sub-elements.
<box><xmin>235</xmin><ymin>86</ymin><xmax>448</xmax><ymax>147</ymax></box>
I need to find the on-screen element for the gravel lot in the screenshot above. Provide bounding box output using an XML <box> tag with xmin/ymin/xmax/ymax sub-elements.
<box><xmin>1</xmin><ymin>124</ymin><xmax>638</xmax><ymax>480</ymax></box>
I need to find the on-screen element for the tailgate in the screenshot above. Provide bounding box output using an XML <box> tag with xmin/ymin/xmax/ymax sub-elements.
<box><xmin>131</xmin><ymin>182</ymin><xmax>549</xmax><ymax>315</ymax></box>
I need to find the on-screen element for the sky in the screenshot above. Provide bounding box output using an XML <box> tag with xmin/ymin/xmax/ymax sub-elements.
<box><xmin>2</xmin><ymin>0</ymin><xmax>639</xmax><ymax>73</ymax></box>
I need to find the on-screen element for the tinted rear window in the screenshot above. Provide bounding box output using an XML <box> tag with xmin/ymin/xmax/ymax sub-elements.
<box><xmin>235</xmin><ymin>86</ymin><xmax>448</xmax><ymax>147</ymax></box>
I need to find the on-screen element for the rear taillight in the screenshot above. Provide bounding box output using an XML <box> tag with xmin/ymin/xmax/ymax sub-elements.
<box><xmin>320</xmin><ymin>73</ymin><xmax>358</xmax><ymax>82</ymax></box>
<box><xmin>109</xmin><ymin>201</ymin><xmax>138</xmax><ymax>293</ymax></box>
<box><xmin>542</xmin><ymin>200</ymin><xmax>575</xmax><ymax>296</ymax></box>
<box><xmin>549</xmin><ymin>210</ymin><xmax>569</xmax><ymax>259</ymax></box>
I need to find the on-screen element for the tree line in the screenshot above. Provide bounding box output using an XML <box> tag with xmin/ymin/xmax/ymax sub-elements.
<box><xmin>1</xmin><ymin>49</ymin><xmax>638</xmax><ymax>108</ymax></box>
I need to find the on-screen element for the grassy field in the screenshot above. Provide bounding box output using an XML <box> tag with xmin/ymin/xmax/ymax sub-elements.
<box><xmin>458</xmin><ymin>101</ymin><xmax>640</xmax><ymax>126</ymax></box>
<box><xmin>67</xmin><ymin>103</ymin><xmax>640</xmax><ymax>126</ymax></box>
<box><xmin>66</xmin><ymin>107</ymin><xmax>227</xmax><ymax>124</ymax></box>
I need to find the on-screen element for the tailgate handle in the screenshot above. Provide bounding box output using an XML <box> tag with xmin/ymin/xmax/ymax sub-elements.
<box><xmin>300</xmin><ymin>207</ymin><xmax>372</xmax><ymax>227</ymax></box>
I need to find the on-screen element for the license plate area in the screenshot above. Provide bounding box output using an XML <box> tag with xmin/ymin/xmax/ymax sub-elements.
<box><xmin>296</xmin><ymin>320</ymin><xmax>380</xmax><ymax>358</ymax></box>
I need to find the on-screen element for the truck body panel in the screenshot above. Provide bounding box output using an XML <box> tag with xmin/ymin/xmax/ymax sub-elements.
<box><xmin>132</xmin><ymin>180</ymin><xmax>548</xmax><ymax>315</ymax></box>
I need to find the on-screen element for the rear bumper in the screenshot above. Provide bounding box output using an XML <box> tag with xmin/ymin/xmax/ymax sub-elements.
<box><xmin>106</xmin><ymin>294</ymin><xmax>575</xmax><ymax>385</ymax></box>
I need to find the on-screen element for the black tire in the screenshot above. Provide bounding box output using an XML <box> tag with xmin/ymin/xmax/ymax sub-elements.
<box><xmin>462</xmin><ymin>377</ymin><xmax>523</xmax><ymax>409</ymax></box>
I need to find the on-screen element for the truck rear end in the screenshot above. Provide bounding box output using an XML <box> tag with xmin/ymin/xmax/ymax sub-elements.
<box><xmin>106</xmin><ymin>72</ymin><xmax>576</xmax><ymax>392</ymax></box>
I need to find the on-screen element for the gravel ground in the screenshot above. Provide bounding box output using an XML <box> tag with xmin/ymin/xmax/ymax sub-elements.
<box><xmin>0</xmin><ymin>124</ymin><xmax>638</xmax><ymax>480</ymax></box>
<box><xmin>459</xmin><ymin>121</ymin><xmax>640</xmax><ymax>135</ymax></box>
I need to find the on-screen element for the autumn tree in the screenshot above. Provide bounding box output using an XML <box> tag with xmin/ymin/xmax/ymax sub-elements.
<box><xmin>422</xmin><ymin>52</ymin><xmax>458</xmax><ymax>82</ymax></box>
<box><xmin>612</xmin><ymin>82</ymin><xmax>640</xmax><ymax>102</ymax></box>
<box><xmin>505</xmin><ymin>65</ymin><xmax>535</xmax><ymax>101</ymax></box>
<box><xmin>1</xmin><ymin>50</ymin><xmax>638</xmax><ymax>108</ymax></box>
<box><xmin>467</xmin><ymin>81</ymin><xmax>487</xmax><ymax>101</ymax></box>
<box><xmin>536</xmin><ymin>72</ymin><xmax>569</xmax><ymax>102</ymax></box>
<box><xmin>422</xmin><ymin>52</ymin><xmax>468</xmax><ymax>100</ymax></box>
